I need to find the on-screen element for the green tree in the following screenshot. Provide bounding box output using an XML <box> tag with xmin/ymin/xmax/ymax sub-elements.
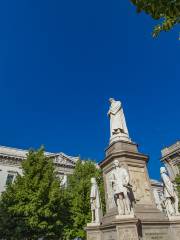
<box><xmin>0</xmin><ymin>147</ymin><xmax>68</xmax><ymax>240</ymax></box>
<box><xmin>130</xmin><ymin>0</ymin><xmax>180</xmax><ymax>37</ymax></box>
<box><xmin>63</xmin><ymin>160</ymin><xmax>105</xmax><ymax>240</ymax></box>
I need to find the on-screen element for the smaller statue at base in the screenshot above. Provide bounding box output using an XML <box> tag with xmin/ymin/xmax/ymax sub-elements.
<box><xmin>88</xmin><ymin>177</ymin><xmax>102</xmax><ymax>226</ymax></box>
<box><xmin>111</xmin><ymin>160</ymin><xmax>134</xmax><ymax>218</ymax></box>
<box><xmin>160</xmin><ymin>167</ymin><xmax>180</xmax><ymax>219</ymax></box>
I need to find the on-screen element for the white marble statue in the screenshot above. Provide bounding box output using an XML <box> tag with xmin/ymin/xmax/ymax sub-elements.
<box><xmin>160</xmin><ymin>167</ymin><xmax>179</xmax><ymax>218</ymax></box>
<box><xmin>108</xmin><ymin>98</ymin><xmax>130</xmax><ymax>143</ymax></box>
<box><xmin>90</xmin><ymin>177</ymin><xmax>102</xmax><ymax>224</ymax></box>
<box><xmin>111</xmin><ymin>160</ymin><xmax>134</xmax><ymax>217</ymax></box>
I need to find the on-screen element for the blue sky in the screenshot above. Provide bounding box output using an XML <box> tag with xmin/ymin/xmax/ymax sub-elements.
<box><xmin>0</xmin><ymin>0</ymin><xmax>179</xmax><ymax>179</ymax></box>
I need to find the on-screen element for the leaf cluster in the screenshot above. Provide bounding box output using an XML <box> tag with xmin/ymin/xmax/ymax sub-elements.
<box><xmin>130</xmin><ymin>0</ymin><xmax>180</xmax><ymax>36</ymax></box>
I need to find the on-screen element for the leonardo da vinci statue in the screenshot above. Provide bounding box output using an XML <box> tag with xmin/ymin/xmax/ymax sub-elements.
<box><xmin>108</xmin><ymin>98</ymin><xmax>131</xmax><ymax>143</ymax></box>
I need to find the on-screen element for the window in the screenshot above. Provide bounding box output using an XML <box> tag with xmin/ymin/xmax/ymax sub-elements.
<box><xmin>6</xmin><ymin>173</ymin><xmax>15</xmax><ymax>185</ymax></box>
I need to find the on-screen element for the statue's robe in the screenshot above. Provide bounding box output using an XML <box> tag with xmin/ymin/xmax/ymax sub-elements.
<box><xmin>161</xmin><ymin>173</ymin><xmax>175</xmax><ymax>198</ymax></box>
<box><xmin>112</xmin><ymin>167</ymin><xmax>129</xmax><ymax>196</ymax></box>
<box><xmin>108</xmin><ymin>100</ymin><xmax>129</xmax><ymax>137</ymax></box>
<box><xmin>90</xmin><ymin>184</ymin><xmax>101</xmax><ymax>210</ymax></box>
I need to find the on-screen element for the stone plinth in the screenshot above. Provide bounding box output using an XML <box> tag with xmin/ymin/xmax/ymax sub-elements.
<box><xmin>115</xmin><ymin>218</ymin><xmax>139</xmax><ymax>240</ymax></box>
<box><xmin>86</xmin><ymin>225</ymin><xmax>102</xmax><ymax>240</ymax></box>
<box><xmin>86</xmin><ymin>218</ymin><xmax>139</xmax><ymax>240</ymax></box>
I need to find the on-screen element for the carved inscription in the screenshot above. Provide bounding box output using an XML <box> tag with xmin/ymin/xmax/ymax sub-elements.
<box><xmin>144</xmin><ymin>232</ymin><xmax>168</xmax><ymax>240</ymax></box>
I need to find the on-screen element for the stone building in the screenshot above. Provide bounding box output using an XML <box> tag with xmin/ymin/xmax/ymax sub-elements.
<box><xmin>0</xmin><ymin>145</ymin><xmax>163</xmax><ymax>204</ymax></box>
<box><xmin>161</xmin><ymin>141</ymin><xmax>180</xmax><ymax>181</ymax></box>
<box><xmin>0</xmin><ymin>145</ymin><xmax>79</xmax><ymax>194</ymax></box>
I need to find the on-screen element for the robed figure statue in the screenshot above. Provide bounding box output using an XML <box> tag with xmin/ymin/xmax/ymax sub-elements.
<box><xmin>160</xmin><ymin>167</ymin><xmax>179</xmax><ymax>218</ymax></box>
<box><xmin>111</xmin><ymin>160</ymin><xmax>134</xmax><ymax>217</ymax></box>
<box><xmin>108</xmin><ymin>98</ymin><xmax>130</xmax><ymax>143</ymax></box>
<box><xmin>90</xmin><ymin>177</ymin><xmax>102</xmax><ymax>225</ymax></box>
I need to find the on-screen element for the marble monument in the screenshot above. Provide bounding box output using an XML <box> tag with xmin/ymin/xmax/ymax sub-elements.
<box><xmin>86</xmin><ymin>98</ymin><xmax>180</xmax><ymax>240</ymax></box>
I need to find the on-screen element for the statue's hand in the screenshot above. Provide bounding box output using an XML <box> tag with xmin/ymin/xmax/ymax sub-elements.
<box><xmin>107</xmin><ymin>110</ymin><xmax>111</xmax><ymax>116</ymax></box>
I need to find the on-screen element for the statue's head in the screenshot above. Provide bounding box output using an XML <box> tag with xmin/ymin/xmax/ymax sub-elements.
<box><xmin>91</xmin><ymin>177</ymin><xmax>97</xmax><ymax>184</ymax></box>
<box><xmin>160</xmin><ymin>166</ymin><xmax>167</xmax><ymax>174</ymax></box>
<box><xmin>109</xmin><ymin>98</ymin><xmax>115</xmax><ymax>104</ymax></box>
<box><xmin>114</xmin><ymin>159</ymin><xmax>119</xmax><ymax>167</ymax></box>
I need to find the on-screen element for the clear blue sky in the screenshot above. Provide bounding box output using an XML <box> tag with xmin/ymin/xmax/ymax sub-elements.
<box><xmin>0</xmin><ymin>1</ymin><xmax>179</xmax><ymax>179</ymax></box>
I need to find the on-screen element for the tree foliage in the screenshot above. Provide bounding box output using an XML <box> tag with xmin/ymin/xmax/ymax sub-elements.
<box><xmin>0</xmin><ymin>148</ymin><xmax>68</xmax><ymax>240</ymax></box>
<box><xmin>130</xmin><ymin>0</ymin><xmax>180</xmax><ymax>37</ymax></box>
<box><xmin>63</xmin><ymin>160</ymin><xmax>105</xmax><ymax>240</ymax></box>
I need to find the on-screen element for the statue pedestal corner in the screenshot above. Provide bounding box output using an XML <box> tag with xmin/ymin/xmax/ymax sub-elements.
<box><xmin>87</xmin><ymin>222</ymin><xmax>101</xmax><ymax>227</ymax></box>
<box><xmin>86</xmin><ymin>224</ymin><xmax>102</xmax><ymax>240</ymax></box>
<box><xmin>115</xmin><ymin>214</ymin><xmax>135</xmax><ymax>220</ymax></box>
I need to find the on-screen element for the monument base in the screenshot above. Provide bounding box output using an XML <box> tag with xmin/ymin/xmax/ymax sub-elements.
<box><xmin>87</xmin><ymin>139</ymin><xmax>180</xmax><ymax>240</ymax></box>
<box><xmin>86</xmin><ymin>217</ymin><xmax>139</xmax><ymax>240</ymax></box>
<box><xmin>86</xmin><ymin>219</ymin><xmax>180</xmax><ymax>240</ymax></box>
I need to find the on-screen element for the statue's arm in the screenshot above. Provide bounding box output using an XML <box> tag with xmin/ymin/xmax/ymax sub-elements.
<box><xmin>108</xmin><ymin>108</ymin><xmax>115</xmax><ymax>116</ymax></box>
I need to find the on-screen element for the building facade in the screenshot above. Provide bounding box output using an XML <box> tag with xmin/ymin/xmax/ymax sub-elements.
<box><xmin>0</xmin><ymin>145</ymin><xmax>79</xmax><ymax>194</ymax></box>
<box><xmin>161</xmin><ymin>141</ymin><xmax>180</xmax><ymax>181</ymax></box>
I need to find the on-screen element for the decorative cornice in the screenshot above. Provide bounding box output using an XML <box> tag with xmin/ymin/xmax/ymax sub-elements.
<box><xmin>0</xmin><ymin>145</ymin><xmax>78</xmax><ymax>169</ymax></box>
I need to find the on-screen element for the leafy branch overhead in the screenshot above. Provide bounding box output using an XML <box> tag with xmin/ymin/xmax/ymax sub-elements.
<box><xmin>130</xmin><ymin>0</ymin><xmax>180</xmax><ymax>37</ymax></box>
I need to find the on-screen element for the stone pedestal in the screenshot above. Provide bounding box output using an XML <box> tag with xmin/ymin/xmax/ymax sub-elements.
<box><xmin>115</xmin><ymin>218</ymin><xmax>139</xmax><ymax>240</ymax></box>
<box><xmin>86</xmin><ymin>225</ymin><xmax>102</xmax><ymax>240</ymax></box>
<box><xmin>86</xmin><ymin>218</ymin><xmax>139</xmax><ymax>240</ymax></box>
<box><xmin>86</xmin><ymin>140</ymin><xmax>180</xmax><ymax>240</ymax></box>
